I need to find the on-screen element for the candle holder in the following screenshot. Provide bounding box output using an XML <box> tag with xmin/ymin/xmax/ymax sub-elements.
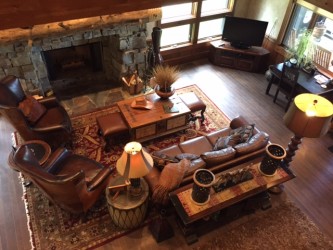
<box><xmin>259</xmin><ymin>144</ymin><xmax>286</xmax><ymax>176</ymax></box>
<box><xmin>191</xmin><ymin>169</ymin><xmax>215</xmax><ymax>205</ymax></box>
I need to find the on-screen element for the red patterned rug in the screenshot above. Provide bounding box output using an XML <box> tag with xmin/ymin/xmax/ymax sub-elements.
<box><xmin>22</xmin><ymin>85</ymin><xmax>230</xmax><ymax>249</ymax></box>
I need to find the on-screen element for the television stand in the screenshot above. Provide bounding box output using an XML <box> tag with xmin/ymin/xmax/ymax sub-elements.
<box><xmin>209</xmin><ymin>40</ymin><xmax>270</xmax><ymax>73</ymax></box>
<box><xmin>230</xmin><ymin>42</ymin><xmax>251</xmax><ymax>50</ymax></box>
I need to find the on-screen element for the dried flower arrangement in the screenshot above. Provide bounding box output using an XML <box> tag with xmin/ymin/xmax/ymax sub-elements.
<box><xmin>152</xmin><ymin>64</ymin><xmax>180</xmax><ymax>92</ymax></box>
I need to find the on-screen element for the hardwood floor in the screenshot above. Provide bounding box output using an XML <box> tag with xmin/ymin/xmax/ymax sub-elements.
<box><xmin>1</xmin><ymin>58</ymin><xmax>332</xmax><ymax>249</ymax></box>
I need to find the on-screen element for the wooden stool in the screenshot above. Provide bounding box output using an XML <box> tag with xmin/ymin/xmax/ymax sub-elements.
<box><xmin>179</xmin><ymin>92</ymin><xmax>206</xmax><ymax>124</ymax></box>
<box><xmin>96</xmin><ymin>112</ymin><xmax>129</xmax><ymax>151</ymax></box>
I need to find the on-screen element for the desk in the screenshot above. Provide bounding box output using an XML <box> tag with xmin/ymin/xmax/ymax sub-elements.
<box><xmin>266</xmin><ymin>63</ymin><xmax>333</xmax><ymax>96</ymax></box>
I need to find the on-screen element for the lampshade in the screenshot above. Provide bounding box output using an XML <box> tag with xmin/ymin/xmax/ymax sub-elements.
<box><xmin>283</xmin><ymin>93</ymin><xmax>333</xmax><ymax>138</ymax></box>
<box><xmin>116</xmin><ymin>141</ymin><xmax>153</xmax><ymax>179</ymax></box>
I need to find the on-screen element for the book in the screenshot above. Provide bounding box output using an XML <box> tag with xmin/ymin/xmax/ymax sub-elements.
<box><xmin>163</xmin><ymin>104</ymin><xmax>179</xmax><ymax>113</ymax></box>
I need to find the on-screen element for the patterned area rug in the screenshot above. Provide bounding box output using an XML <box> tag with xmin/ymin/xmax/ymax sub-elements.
<box><xmin>22</xmin><ymin>85</ymin><xmax>230</xmax><ymax>250</ymax></box>
<box><xmin>194</xmin><ymin>199</ymin><xmax>333</xmax><ymax>250</ymax></box>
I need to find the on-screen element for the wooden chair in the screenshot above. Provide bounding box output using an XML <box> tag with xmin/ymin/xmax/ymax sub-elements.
<box><xmin>273</xmin><ymin>62</ymin><xmax>300</xmax><ymax>112</ymax></box>
<box><xmin>313</xmin><ymin>45</ymin><xmax>333</xmax><ymax>69</ymax></box>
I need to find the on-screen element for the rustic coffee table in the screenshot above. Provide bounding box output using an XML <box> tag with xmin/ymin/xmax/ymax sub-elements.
<box><xmin>117</xmin><ymin>93</ymin><xmax>191</xmax><ymax>142</ymax></box>
<box><xmin>169</xmin><ymin>157</ymin><xmax>295</xmax><ymax>244</ymax></box>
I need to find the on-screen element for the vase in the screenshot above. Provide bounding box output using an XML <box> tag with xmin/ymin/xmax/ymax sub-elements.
<box><xmin>259</xmin><ymin>144</ymin><xmax>286</xmax><ymax>176</ymax></box>
<box><xmin>151</xmin><ymin>27</ymin><xmax>163</xmax><ymax>66</ymax></box>
<box><xmin>154</xmin><ymin>84</ymin><xmax>175</xmax><ymax>99</ymax></box>
<box><xmin>191</xmin><ymin>169</ymin><xmax>215</xmax><ymax>205</ymax></box>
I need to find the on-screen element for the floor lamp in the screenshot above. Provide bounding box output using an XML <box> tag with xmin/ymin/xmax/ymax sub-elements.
<box><xmin>283</xmin><ymin>93</ymin><xmax>333</xmax><ymax>167</ymax></box>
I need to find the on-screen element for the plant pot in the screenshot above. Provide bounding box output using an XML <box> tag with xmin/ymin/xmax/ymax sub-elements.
<box><xmin>259</xmin><ymin>143</ymin><xmax>286</xmax><ymax>176</ymax></box>
<box><xmin>191</xmin><ymin>169</ymin><xmax>215</xmax><ymax>205</ymax></box>
<box><xmin>154</xmin><ymin>85</ymin><xmax>175</xmax><ymax>99</ymax></box>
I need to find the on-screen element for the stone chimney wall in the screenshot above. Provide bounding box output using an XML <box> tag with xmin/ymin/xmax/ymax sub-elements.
<box><xmin>0</xmin><ymin>9</ymin><xmax>161</xmax><ymax>95</ymax></box>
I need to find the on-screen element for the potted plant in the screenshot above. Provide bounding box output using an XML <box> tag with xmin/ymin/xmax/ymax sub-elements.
<box><xmin>288</xmin><ymin>29</ymin><xmax>317</xmax><ymax>68</ymax></box>
<box><xmin>152</xmin><ymin>64</ymin><xmax>180</xmax><ymax>99</ymax></box>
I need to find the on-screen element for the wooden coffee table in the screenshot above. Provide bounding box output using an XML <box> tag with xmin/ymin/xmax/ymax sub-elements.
<box><xmin>117</xmin><ymin>93</ymin><xmax>191</xmax><ymax>142</ymax></box>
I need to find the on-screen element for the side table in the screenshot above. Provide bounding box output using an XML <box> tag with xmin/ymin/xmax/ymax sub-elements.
<box><xmin>106</xmin><ymin>176</ymin><xmax>149</xmax><ymax>229</ymax></box>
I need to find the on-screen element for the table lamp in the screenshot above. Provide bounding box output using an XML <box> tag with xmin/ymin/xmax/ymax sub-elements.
<box><xmin>283</xmin><ymin>93</ymin><xmax>333</xmax><ymax>167</ymax></box>
<box><xmin>116</xmin><ymin>141</ymin><xmax>153</xmax><ymax>196</ymax></box>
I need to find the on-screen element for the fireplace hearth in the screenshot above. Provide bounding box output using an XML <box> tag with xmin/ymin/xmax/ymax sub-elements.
<box><xmin>41</xmin><ymin>42</ymin><xmax>114</xmax><ymax>100</ymax></box>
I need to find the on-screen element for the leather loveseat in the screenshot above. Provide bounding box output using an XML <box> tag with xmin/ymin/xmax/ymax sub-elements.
<box><xmin>145</xmin><ymin>115</ymin><xmax>270</xmax><ymax>196</ymax></box>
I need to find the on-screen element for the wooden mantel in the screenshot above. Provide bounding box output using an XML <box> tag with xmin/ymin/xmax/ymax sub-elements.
<box><xmin>0</xmin><ymin>0</ymin><xmax>164</xmax><ymax>31</ymax></box>
<box><xmin>0</xmin><ymin>8</ymin><xmax>162</xmax><ymax>44</ymax></box>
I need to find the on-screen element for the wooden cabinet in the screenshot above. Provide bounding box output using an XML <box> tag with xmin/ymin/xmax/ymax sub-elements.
<box><xmin>209</xmin><ymin>40</ymin><xmax>270</xmax><ymax>73</ymax></box>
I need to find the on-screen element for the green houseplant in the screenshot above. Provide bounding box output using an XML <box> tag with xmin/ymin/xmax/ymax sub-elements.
<box><xmin>288</xmin><ymin>29</ymin><xmax>317</xmax><ymax>68</ymax></box>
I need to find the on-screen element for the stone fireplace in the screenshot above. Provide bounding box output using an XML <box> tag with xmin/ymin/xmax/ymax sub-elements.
<box><xmin>0</xmin><ymin>9</ymin><xmax>161</xmax><ymax>98</ymax></box>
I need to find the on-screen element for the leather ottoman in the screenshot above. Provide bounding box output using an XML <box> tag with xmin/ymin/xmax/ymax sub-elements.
<box><xmin>179</xmin><ymin>92</ymin><xmax>206</xmax><ymax>124</ymax></box>
<box><xmin>96</xmin><ymin>112</ymin><xmax>129</xmax><ymax>151</ymax></box>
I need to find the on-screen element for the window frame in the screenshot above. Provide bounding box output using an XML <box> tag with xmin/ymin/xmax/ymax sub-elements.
<box><xmin>277</xmin><ymin>0</ymin><xmax>333</xmax><ymax>75</ymax></box>
<box><xmin>158</xmin><ymin>0</ymin><xmax>234</xmax><ymax>49</ymax></box>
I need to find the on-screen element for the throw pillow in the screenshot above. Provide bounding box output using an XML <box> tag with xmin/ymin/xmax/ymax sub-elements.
<box><xmin>151</xmin><ymin>151</ymin><xmax>179</xmax><ymax>171</ymax></box>
<box><xmin>152</xmin><ymin>159</ymin><xmax>190</xmax><ymax>205</ymax></box>
<box><xmin>213</xmin><ymin>134</ymin><xmax>241</xmax><ymax>151</ymax></box>
<box><xmin>201</xmin><ymin>147</ymin><xmax>236</xmax><ymax>166</ymax></box>
<box><xmin>175</xmin><ymin>153</ymin><xmax>200</xmax><ymax>161</ymax></box>
<box><xmin>18</xmin><ymin>95</ymin><xmax>47</xmax><ymax>124</ymax></box>
<box><xmin>234</xmin><ymin>131</ymin><xmax>269</xmax><ymax>155</ymax></box>
<box><xmin>230</xmin><ymin>124</ymin><xmax>255</xmax><ymax>143</ymax></box>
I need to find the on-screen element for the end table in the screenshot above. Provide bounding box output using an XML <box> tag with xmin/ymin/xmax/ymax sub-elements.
<box><xmin>106</xmin><ymin>176</ymin><xmax>149</xmax><ymax>229</ymax></box>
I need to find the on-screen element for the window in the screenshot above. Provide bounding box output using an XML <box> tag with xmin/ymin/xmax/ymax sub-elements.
<box><xmin>161</xmin><ymin>25</ymin><xmax>191</xmax><ymax>47</ymax></box>
<box><xmin>282</xmin><ymin>1</ymin><xmax>333</xmax><ymax>72</ymax></box>
<box><xmin>198</xmin><ymin>18</ymin><xmax>224</xmax><ymax>40</ymax></box>
<box><xmin>160</xmin><ymin>0</ymin><xmax>234</xmax><ymax>48</ymax></box>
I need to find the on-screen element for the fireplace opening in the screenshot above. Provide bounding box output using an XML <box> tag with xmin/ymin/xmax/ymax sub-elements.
<box><xmin>42</xmin><ymin>42</ymin><xmax>116</xmax><ymax>100</ymax></box>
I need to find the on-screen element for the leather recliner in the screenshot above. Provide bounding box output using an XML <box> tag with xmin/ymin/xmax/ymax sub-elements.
<box><xmin>0</xmin><ymin>75</ymin><xmax>72</xmax><ymax>149</ymax></box>
<box><xmin>12</xmin><ymin>145</ymin><xmax>114</xmax><ymax>214</ymax></box>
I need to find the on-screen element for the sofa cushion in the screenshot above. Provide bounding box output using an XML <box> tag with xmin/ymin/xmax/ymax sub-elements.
<box><xmin>234</xmin><ymin>131</ymin><xmax>269</xmax><ymax>155</ymax></box>
<box><xmin>158</xmin><ymin>144</ymin><xmax>183</xmax><ymax>157</ymax></box>
<box><xmin>206</xmin><ymin>127</ymin><xmax>232</xmax><ymax>145</ymax></box>
<box><xmin>184</xmin><ymin>158</ymin><xmax>206</xmax><ymax>178</ymax></box>
<box><xmin>18</xmin><ymin>95</ymin><xmax>46</xmax><ymax>124</ymax></box>
<box><xmin>179</xmin><ymin>136</ymin><xmax>213</xmax><ymax>155</ymax></box>
<box><xmin>230</xmin><ymin>124</ymin><xmax>255</xmax><ymax>143</ymax></box>
<box><xmin>201</xmin><ymin>147</ymin><xmax>236</xmax><ymax>166</ymax></box>
<box><xmin>152</xmin><ymin>159</ymin><xmax>190</xmax><ymax>205</ymax></box>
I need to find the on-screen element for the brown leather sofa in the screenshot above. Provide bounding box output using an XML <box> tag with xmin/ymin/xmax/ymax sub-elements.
<box><xmin>145</xmin><ymin>115</ymin><xmax>270</xmax><ymax>193</ymax></box>
<box><xmin>0</xmin><ymin>75</ymin><xmax>72</xmax><ymax>149</ymax></box>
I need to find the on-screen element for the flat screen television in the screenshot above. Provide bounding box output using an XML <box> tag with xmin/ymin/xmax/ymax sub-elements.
<box><xmin>222</xmin><ymin>16</ymin><xmax>268</xmax><ymax>49</ymax></box>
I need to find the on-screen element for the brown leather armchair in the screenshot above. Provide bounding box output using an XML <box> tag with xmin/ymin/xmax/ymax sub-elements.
<box><xmin>0</xmin><ymin>75</ymin><xmax>72</xmax><ymax>149</ymax></box>
<box><xmin>12</xmin><ymin>145</ymin><xmax>114</xmax><ymax>214</ymax></box>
